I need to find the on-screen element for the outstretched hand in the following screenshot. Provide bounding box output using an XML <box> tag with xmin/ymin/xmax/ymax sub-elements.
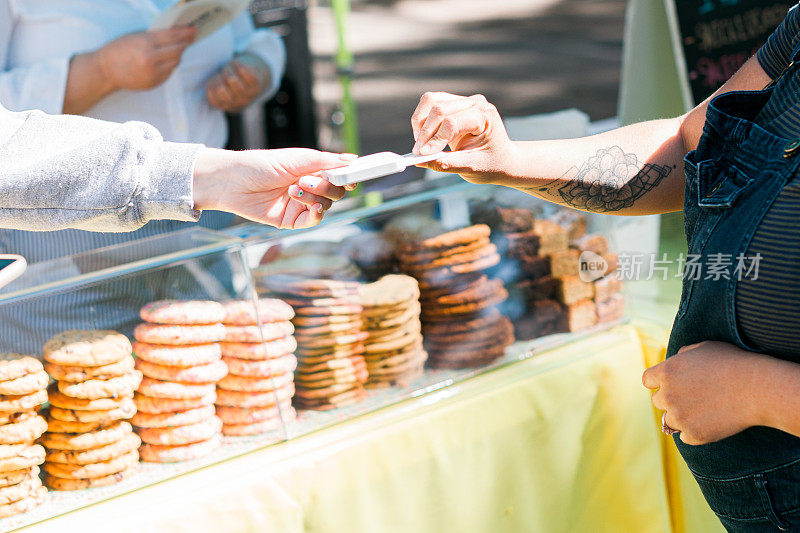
<box><xmin>410</xmin><ymin>91</ymin><xmax>518</xmax><ymax>184</ymax></box>
<box><xmin>193</xmin><ymin>148</ymin><xmax>357</xmax><ymax>230</ymax></box>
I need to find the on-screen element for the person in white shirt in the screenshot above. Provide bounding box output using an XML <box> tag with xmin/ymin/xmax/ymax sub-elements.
<box><xmin>0</xmin><ymin>0</ymin><xmax>285</xmax><ymax>147</ymax></box>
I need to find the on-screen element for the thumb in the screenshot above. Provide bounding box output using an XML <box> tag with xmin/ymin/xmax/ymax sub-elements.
<box><xmin>269</xmin><ymin>149</ymin><xmax>357</xmax><ymax>177</ymax></box>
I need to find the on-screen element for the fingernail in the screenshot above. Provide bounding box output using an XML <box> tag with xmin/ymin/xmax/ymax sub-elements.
<box><xmin>419</xmin><ymin>144</ymin><xmax>432</xmax><ymax>155</ymax></box>
<box><xmin>412</xmin><ymin>143</ymin><xmax>420</xmax><ymax>155</ymax></box>
<box><xmin>314</xmin><ymin>203</ymin><xmax>324</xmax><ymax>213</ymax></box>
<box><xmin>340</xmin><ymin>153</ymin><xmax>358</xmax><ymax>161</ymax></box>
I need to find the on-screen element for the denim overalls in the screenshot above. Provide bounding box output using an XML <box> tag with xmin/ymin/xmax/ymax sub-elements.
<box><xmin>666</xmin><ymin>53</ymin><xmax>800</xmax><ymax>531</ymax></box>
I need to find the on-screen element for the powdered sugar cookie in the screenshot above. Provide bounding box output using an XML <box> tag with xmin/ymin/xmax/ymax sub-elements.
<box><xmin>45</xmin><ymin>433</ymin><xmax>141</xmax><ymax>466</ymax></box>
<box><xmin>43</xmin><ymin>330</ymin><xmax>131</xmax><ymax>366</ymax></box>
<box><xmin>45</xmin><ymin>356</ymin><xmax>134</xmax><ymax>383</ymax></box>
<box><xmin>134</xmin><ymin>323</ymin><xmax>225</xmax><ymax>345</ymax></box>
<box><xmin>219</xmin><ymin>337</ymin><xmax>297</xmax><ymax>360</ymax></box>
<box><xmin>0</xmin><ymin>485</ymin><xmax>45</xmax><ymax>517</ymax></box>
<box><xmin>0</xmin><ymin>355</ymin><xmax>43</xmax><ymax>382</ymax></box>
<box><xmin>215</xmin><ymin>403</ymin><xmax>292</xmax><ymax>425</ymax></box>
<box><xmin>133</xmin><ymin>391</ymin><xmax>216</xmax><ymax>414</ymax></box>
<box><xmin>47</xmin><ymin>387</ymin><xmax>130</xmax><ymax>411</ymax></box>
<box><xmin>43</xmin><ymin>466</ymin><xmax>136</xmax><ymax>490</ymax></box>
<box><xmin>139</xmin><ymin>434</ymin><xmax>221</xmax><ymax>463</ymax></box>
<box><xmin>133</xmin><ymin>342</ymin><xmax>222</xmax><ymax>367</ymax></box>
<box><xmin>223</xmin><ymin>322</ymin><xmax>294</xmax><ymax>343</ymax></box>
<box><xmin>222</xmin><ymin>299</ymin><xmax>294</xmax><ymax>326</ymax></box>
<box><xmin>49</xmin><ymin>398</ymin><xmax>136</xmax><ymax>424</ymax></box>
<box><xmin>39</xmin><ymin>422</ymin><xmax>131</xmax><ymax>451</ymax></box>
<box><xmin>0</xmin><ymin>370</ymin><xmax>48</xmax><ymax>396</ymax></box>
<box><xmin>134</xmin><ymin>359</ymin><xmax>227</xmax><ymax>384</ymax></box>
<box><xmin>140</xmin><ymin>300</ymin><xmax>226</xmax><ymax>325</ymax></box>
<box><xmin>0</xmin><ymin>390</ymin><xmax>47</xmax><ymax>413</ymax></box>
<box><xmin>214</xmin><ymin>384</ymin><xmax>295</xmax><ymax>408</ymax></box>
<box><xmin>0</xmin><ymin>475</ymin><xmax>40</xmax><ymax>506</ymax></box>
<box><xmin>136</xmin><ymin>416</ymin><xmax>222</xmax><ymax>446</ymax></box>
<box><xmin>0</xmin><ymin>445</ymin><xmax>44</xmax><ymax>472</ymax></box>
<box><xmin>0</xmin><ymin>443</ymin><xmax>31</xmax><ymax>460</ymax></box>
<box><xmin>222</xmin><ymin>354</ymin><xmax>297</xmax><ymax>378</ymax></box>
<box><xmin>43</xmin><ymin>449</ymin><xmax>138</xmax><ymax>480</ymax></box>
<box><xmin>0</xmin><ymin>414</ymin><xmax>46</xmax><ymax>445</ymax></box>
<box><xmin>131</xmin><ymin>405</ymin><xmax>215</xmax><ymax>428</ymax></box>
<box><xmin>56</xmin><ymin>370</ymin><xmax>142</xmax><ymax>400</ymax></box>
<box><xmin>216</xmin><ymin>372</ymin><xmax>294</xmax><ymax>392</ymax></box>
<box><xmin>0</xmin><ymin>467</ymin><xmax>37</xmax><ymax>488</ymax></box>
<box><xmin>137</xmin><ymin>377</ymin><xmax>215</xmax><ymax>400</ymax></box>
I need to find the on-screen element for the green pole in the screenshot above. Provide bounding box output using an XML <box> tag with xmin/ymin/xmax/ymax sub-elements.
<box><xmin>330</xmin><ymin>0</ymin><xmax>360</xmax><ymax>156</ymax></box>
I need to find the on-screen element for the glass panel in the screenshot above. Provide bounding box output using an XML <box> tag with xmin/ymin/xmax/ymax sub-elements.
<box><xmin>0</xmin><ymin>178</ymin><xmax>630</xmax><ymax>530</ymax></box>
<box><xmin>0</xmin><ymin>245</ymin><xmax>293</xmax><ymax>530</ymax></box>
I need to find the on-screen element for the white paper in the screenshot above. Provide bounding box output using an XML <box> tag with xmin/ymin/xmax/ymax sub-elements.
<box><xmin>151</xmin><ymin>0</ymin><xmax>249</xmax><ymax>41</ymax></box>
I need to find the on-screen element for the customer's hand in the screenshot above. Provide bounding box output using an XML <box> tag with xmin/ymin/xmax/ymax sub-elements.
<box><xmin>206</xmin><ymin>53</ymin><xmax>271</xmax><ymax>112</ymax></box>
<box><xmin>96</xmin><ymin>28</ymin><xmax>197</xmax><ymax>91</ymax></box>
<box><xmin>642</xmin><ymin>341</ymin><xmax>767</xmax><ymax>445</ymax></box>
<box><xmin>193</xmin><ymin>148</ymin><xmax>356</xmax><ymax>229</ymax></box>
<box><xmin>410</xmin><ymin>92</ymin><xmax>519</xmax><ymax>184</ymax></box>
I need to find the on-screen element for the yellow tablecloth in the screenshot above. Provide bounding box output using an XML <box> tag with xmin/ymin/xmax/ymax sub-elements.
<box><xmin>22</xmin><ymin>325</ymin><xmax>699</xmax><ymax>533</ymax></box>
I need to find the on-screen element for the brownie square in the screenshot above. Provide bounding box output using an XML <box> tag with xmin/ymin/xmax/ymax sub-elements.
<box><xmin>555</xmin><ymin>276</ymin><xmax>595</xmax><ymax>306</ymax></box>
<box><xmin>548</xmin><ymin>249</ymin><xmax>580</xmax><ymax>278</ymax></box>
<box><xmin>565</xmin><ymin>299</ymin><xmax>597</xmax><ymax>331</ymax></box>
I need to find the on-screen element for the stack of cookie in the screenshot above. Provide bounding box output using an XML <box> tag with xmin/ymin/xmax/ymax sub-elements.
<box><xmin>358</xmin><ymin>275</ymin><xmax>426</xmax><ymax>387</ymax></box>
<box><xmin>0</xmin><ymin>354</ymin><xmax>48</xmax><ymax>516</ymax></box>
<box><xmin>132</xmin><ymin>301</ymin><xmax>227</xmax><ymax>462</ymax></box>
<box><xmin>262</xmin><ymin>276</ymin><xmax>368</xmax><ymax>411</ymax></box>
<box><xmin>40</xmin><ymin>330</ymin><xmax>140</xmax><ymax>490</ymax></box>
<box><xmin>215</xmin><ymin>299</ymin><xmax>297</xmax><ymax>436</ymax></box>
<box><xmin>397</xmin><ymin>225</ymin><xmax>514</xmax><ymax>368</ymax></box>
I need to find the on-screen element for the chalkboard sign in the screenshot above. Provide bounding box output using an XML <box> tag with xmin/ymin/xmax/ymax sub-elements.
<box><xmin>664</xmin><ymin>0</ymin><xmax>794</xmax><ymax>107</ymax></box>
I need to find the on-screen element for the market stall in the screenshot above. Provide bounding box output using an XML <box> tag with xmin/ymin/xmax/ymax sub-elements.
<box><xmin>0</xmin><ymin>180</ymin><xmax>713</xmax><ymax>531</ymax></box>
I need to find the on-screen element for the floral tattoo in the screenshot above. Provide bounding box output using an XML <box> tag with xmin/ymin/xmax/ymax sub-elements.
<box><xmin>534</xmin><ymin>146</ymin><xmax>673</xmax><ymax>212</ymax></box>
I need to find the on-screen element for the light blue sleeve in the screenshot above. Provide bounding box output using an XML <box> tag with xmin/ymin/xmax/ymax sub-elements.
<box><xmin>231</xmin><ymin>11</ymin><xmax>286</xmax><ymax>102</ymax></box>
<box><xmin>0</xmin><ymin>0</ymin><xmax>72</xmax><ymax>113</ymax></box>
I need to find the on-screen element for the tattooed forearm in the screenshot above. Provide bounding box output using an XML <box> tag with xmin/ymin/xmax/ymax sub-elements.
<box><xmin>525</xmin><ymin>146</ymin><xmax>673</xmax><ymax>213</ymax></box>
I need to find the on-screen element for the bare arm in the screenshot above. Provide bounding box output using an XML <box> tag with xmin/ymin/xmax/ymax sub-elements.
<box><xmin>411</xmin><ymin>56</ymin><xmax>771</xmax><ymax>215</ymax></box>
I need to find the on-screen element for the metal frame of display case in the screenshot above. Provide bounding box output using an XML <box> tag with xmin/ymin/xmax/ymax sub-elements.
<box><xmin>0</xmin><ymin>180</ymin><xmax>626</xmax><ymax>531</ymax></box>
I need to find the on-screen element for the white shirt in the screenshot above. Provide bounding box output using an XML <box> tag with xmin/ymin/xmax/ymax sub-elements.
<box><xmin>0</xmin><ymin>0</ymin><xmax>286</xmax><ymax>147</ymax></box>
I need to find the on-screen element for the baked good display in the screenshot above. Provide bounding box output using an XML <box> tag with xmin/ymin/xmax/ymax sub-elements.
<box><xmin>470</xmin><ymin>206</ymin><xmax>625</xmax><ymax>341</ymax></box>
<box><xmin>215</xmin><ymin>298</ymin><xmax>297</xmax><ymax>435</ymax></box>
<box><xmin>262</xmin><ymin>277</ymin><xmax>368</xmax><ymax>410</ymax></box>
<box><xmin>133</xmin><ymin>301</ymin><xmax>225</xmax><ymax>461</ymax></box>
<box><xmin>342</xmin><ymin>231</ymin><xmax>399</xmax><ymax>281</ymax></box>
<box><xmin>358</xmin><ymin>275</ymin><xmax>426</xmax><ymax>387</ymax></box>
<box><xmin>0</xmin><ymin>354</ymin><xmax>47</xmax><ymax>515</ymax></box>
<box><xmin>397</xmin><ymin>224</ymin><xmax>513</xmax><ymax>368</ymax></box>
<box><xmin>40</xmin><ymin>331</ymin><xmax>140</xmax><ymax>489</ymax></box>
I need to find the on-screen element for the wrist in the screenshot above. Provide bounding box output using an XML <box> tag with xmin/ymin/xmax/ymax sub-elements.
<box><xmin>488</xmin><ymin>141</ymin><xmax>529</xmax><ymax>186</ymax></box>
<box><xmin>749</xmin><ymin>355</ymin><xmax>792</xmax><ymax>431</ymax></box>
<box><xmin>192</xmin><ymin>148</ymin><xmax>233</xmax><ymax>211</ymax></box>
<box><xmin>90</xmin><ymin>47</ymin><xmax>119</xmax><ymax>94</ymax></box>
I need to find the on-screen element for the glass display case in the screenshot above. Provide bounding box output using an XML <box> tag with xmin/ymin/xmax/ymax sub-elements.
<box><xmin>0</xmin><ymin>179</ymin><xmax>627</xmax><ymax>530</ymax></box>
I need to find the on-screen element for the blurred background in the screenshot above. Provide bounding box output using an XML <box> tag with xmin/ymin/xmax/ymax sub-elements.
<box><xmin>248</xmin><ymin>0</ymin><xmax>625</xmax><ymax>186</ymax></box>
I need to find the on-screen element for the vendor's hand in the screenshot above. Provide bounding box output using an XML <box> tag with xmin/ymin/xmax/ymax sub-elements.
<box><xmin>206</xmin><ymin>53</ymin><xmax>270</xmax><ymax>112</ymax></box>
<box><xmin>642</xmin><ymin>341</ymin><xmax>766</xmax><ymax>445</ymax></box>
<box><xmin>96</xmin><ymin>28</ymin><xmax>196</xmax><ymax>91</ymax></box>
<box><xmin>193</xmin><ymin>148</ymin><xmax>356</xmax><ymax>230</ymax></box>
<box><xmin>410</xmin><ymin>92</ymin><xmax>518</xmax><ymax>184</ymax></box>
